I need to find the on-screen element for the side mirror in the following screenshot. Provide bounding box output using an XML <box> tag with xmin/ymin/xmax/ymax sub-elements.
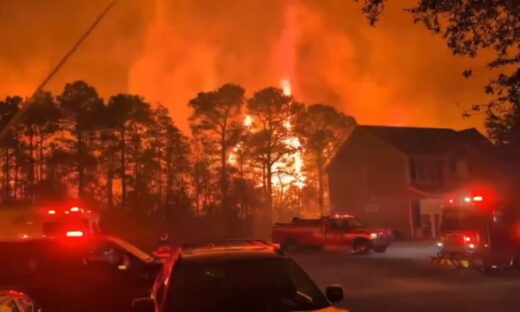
<box><xmin>132</xmin><ymin>297</ymin><xmax>155</xmax><ymax>312</ymax></box>
<box><xmin>325</xmin><ymin>285</ymin><xmax>344</xmax><ymax>303</ymax></box>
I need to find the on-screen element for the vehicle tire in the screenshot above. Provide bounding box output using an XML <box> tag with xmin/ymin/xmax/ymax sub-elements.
<box><xmin>352</xmin><ymin>239</ymin><xmax>371</xmax><ymax>255</ymax></box>
<box><xmin>373</xmin><ymin>245</ymin><xmax>388</xmax><ymax>253</ymax></box>
<box><xmin>281</xmin><ymin>238</ymin><xmax>298</xmax><ymax>251</ymax></box>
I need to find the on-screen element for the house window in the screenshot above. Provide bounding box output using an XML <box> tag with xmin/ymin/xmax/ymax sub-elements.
<box><xmin>409</xmin><ymin>157</ymin><xmax>444</xmax><ymax>184</ymax></box>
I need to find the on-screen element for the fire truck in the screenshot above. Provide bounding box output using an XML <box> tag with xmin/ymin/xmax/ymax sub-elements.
<box><xmin>432</xmin><ymin>192</ymin><xmax>520</xmax><ymax>271</ymax></box>
<box><xmin>0</xmin><ymin>202</ymin><xmax>100</xmax><ymax>240</ymax></box>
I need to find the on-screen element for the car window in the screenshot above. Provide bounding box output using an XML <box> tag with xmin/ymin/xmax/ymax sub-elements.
<box><xmin>346</xmin><ymin>217</ymin><xmax>364</xmax><ymax>228</ymax></box>
<box><xmin>168</xmin><ymin>257</ymin><xmax>329</xmax><ymax>312</ymax></box>
<box><xmin>106</xmin><ymin>237</ymin><xmax>151</xmax><ymax>262</ymax></box>
<box><xmin>87</xmin><ymin>241</ymin><xmax>128</xmax><ymax>266</ymax></box>
<box><xmin>330</xmin><ymin>219</ymin><xmax>348</xmax><ymax>230</ymax></box>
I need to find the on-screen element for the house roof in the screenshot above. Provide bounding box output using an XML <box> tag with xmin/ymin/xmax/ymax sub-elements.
<box><xmin>359</xmin><ymin>125</ymin><xmax>459</xmax><ymax>154</ymax></box>
<box><xmin>325</xmin><ymin>124</ymin><xmax>489</xmax><ymax>171</ymax></box>
<box><xmin>359</xmin><ymin>125</ymin><xmax>490</xmax><ymax>155</ymax></box>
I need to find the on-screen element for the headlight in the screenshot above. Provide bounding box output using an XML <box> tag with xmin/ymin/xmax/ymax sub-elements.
<box><xmin>370</xmin><ymin>233</ymin><xmax>378</xmax><ymax>239</ymax></box>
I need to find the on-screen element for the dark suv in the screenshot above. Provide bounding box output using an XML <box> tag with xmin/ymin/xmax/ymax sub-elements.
<box><xmin>133</xmin><ymin>240</ymin><xmax>348</xmax><ymax>312</ymax></box>
<box><xmin>0</xmin><ymin>235</ymin><xmax>162</xmax><ymax>312</ymax></box>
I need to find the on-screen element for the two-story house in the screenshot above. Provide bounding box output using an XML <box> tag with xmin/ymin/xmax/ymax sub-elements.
<box><xmin>326</xmin><ymin>125</ymin><xmax>492</xmax><ymax>238</ymax></box>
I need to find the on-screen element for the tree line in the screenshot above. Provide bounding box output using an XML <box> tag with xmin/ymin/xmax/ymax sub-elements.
<box><xmin>0</xmin><ymin>81</ymin><xmax>355</xmax><ymax>238</ymax></box>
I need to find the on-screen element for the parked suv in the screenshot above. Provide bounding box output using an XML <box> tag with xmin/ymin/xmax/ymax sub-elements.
<box><xmin>133</xmin><ymin>240</ymin><xmax>348</xmax><ymax>312</ymax></box>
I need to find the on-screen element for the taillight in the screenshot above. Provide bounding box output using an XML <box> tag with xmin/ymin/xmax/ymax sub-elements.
<box><xmin>462</xmin><ymin>232</ymin><xmax>478</xmax><ymax>245</ymax></box>
<box><xmin>66</xmin><ymin>231</ymin><xmax>84</xmax><ymax>237</ymax></box>
<box><xmin>48</xmin><ymin>210</ymin><xmax>56</xmax><ymax>215</ymax></box>
<box><xmin>70</xmin><ymin>207</ymin><xmax>81</xmax><ymax>213</ymax></box>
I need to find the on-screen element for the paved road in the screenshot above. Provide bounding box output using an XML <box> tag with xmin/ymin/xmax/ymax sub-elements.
<box><xmin>291</xmin><ymin>242</ymin><xmax>520</xmax><ymax>312</ymax></box>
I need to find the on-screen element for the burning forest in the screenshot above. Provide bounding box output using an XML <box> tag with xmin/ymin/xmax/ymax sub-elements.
<box><xmin>0</xmin><ymin>79</ymin><xmax>355</xmax><ymax>240</ymax></box>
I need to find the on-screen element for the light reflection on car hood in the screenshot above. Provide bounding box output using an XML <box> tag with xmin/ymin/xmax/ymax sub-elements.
<box><xmin>294</xmin><ymin>307</ymin><xmax>349</xmax><ymax>312</ymax></box>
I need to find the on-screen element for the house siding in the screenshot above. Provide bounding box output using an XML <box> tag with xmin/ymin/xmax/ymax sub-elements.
<box><xmin>328</xmin><ymin>128</ymin><xmax>413</xmax><ymax>237</ymax></box>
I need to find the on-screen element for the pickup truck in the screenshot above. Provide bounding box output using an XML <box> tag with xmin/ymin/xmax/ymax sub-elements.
<box><xmin>272</xmin><ymin>215</ymin><xmax>392</xmax><ymax>254</ymax></box>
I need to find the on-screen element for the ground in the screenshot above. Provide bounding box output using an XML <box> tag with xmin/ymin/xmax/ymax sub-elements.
<box><xmin>291</xmin><ymin>241</ymin><xmax>520</xmax><ymax>312</ymax></box>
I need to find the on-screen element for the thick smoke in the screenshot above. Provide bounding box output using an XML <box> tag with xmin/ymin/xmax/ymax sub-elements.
<box><xmin>1</xmin><ymin>0</ymin><xmax>493</xmax><ymax>133</ymax></box>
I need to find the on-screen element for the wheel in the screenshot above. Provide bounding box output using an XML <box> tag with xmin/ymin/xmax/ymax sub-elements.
<box><xmin>353</xmin><ymin>239</ymin><xmax>371</xmax><ymax>255</ymax></box>
<box><xmin>281</xmin><ymin>238</ymin><xmax>298</xmax><ymax>251</ymax></box>
<box><xmin>373</xmin><ymin>245</ymin><xmax>388</xmax><ymax>253</ymax></box>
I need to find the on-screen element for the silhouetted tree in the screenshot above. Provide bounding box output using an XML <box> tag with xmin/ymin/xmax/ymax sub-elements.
<box><xmin>106</xmin><ymin>94</ymin><xmax>151</xmax><ymax>209</ymax></box>
<box><xmin>247</xmin><ymin>87</ymin><xmax>300</xmax><ymax>224</ymax></box>
<box><xmin>152</xmin><ymin>105</ymin><xmax>190</xmax><ymax>209</ymax></box>
<box><xmin>23</xmin><ymin>91</ymin><xmax>60</xmax><ymax>199</ymax></box>
<box><xmin>0</xmin><ymin>96</ymin><xmax>22</xmax><ymax>201</ymax></box>
<box><xmin>295</xmin><ymin>104</ymin><xmax>356</xmax><ymax>215</ymax></box>
<box><xmin>58</xmin><ymin>81</ymin><xmax>104</xmax><ymax>198</ymax></box>
<box><xmin>189</xmin><ymin>84</ymin><xmax>245</xmax><ymax>220</ymax></box>
<box><xmin>360</xmin><ymin>0</ymin><xmax>520</xmax><ymax>148</ymax></box>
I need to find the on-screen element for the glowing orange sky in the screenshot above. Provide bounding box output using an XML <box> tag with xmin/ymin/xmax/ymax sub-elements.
<box><xmin>0</xmin><ymin>0</ymin><xmax>496</xmax><ymax>133</ymax></box>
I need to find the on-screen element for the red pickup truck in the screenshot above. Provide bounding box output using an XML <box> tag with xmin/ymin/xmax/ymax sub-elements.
<box><xmin>272</xmin><ymin>215</ymin><xmax>392</xmax><ymax>254</ymax></box>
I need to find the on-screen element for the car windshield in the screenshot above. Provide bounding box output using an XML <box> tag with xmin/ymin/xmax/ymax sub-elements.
<box><xmin>346</xmin><ymin>217</ymin><xmax>365</xmax><ymax>228</ymax></box>
<box><xmin>168</xmin><ymin>257</ymin><xmax>329</xmax><ymax>312</ymax></box>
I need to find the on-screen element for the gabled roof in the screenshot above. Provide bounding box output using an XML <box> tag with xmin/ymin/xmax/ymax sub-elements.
<box><xmin>359</xmin><ymin>125</ymin><xmax>458</xmax><ymax>155</ymax></box>
<box><xmin>325</xmin><ymin>124</ymin><xmax>489</xmax><ymax>171</ymax></box>
<box><xmin>358</xmin><ymin>125</ymin><xmax>489</xmax><ymax>155</ymax></box>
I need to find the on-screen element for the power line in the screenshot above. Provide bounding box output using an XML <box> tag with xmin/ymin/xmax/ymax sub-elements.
<box><xmin>0</xmin><ymin>0</ymin><xmax>118</xmax><ymax>140</ymax></box>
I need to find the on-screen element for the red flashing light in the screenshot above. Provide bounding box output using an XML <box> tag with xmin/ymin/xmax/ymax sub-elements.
<box><xmin>48</xmin><ymin>210</ymin><xmax>56</xmax><ymax>215</ymax></box>
<box><xmin>473</xmin><ymin>195</ymin><xmax>484</xmax><ymax>202</ymax></box>
<box><xmin>70</xmin><ymin>207</ymin><xmax>81</xmax><ymax>212</ymax></box>
<box><xmin>65</xmin><ymin>231</ymin><xmax>84</xmax><ymax>238</ymax></box>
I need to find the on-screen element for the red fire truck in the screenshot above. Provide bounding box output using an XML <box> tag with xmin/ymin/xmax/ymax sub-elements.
<box><xmin>272</xmin><ymin>215</ymin><xmax>393</xmax><ymax>254</ymax></box>
<box><xmin>432</xmin><ymin>192</ymin><xmax>520</xmax><ymax>271</ymax></box>
<box><xmin>0</xmin><ymin>202</ymin><xmax>100</xmax><ymax>240</ymax></box>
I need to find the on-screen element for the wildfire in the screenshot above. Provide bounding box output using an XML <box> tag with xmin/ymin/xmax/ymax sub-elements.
<box><xmin>229</xmin><ymin>80</ymin><xmax>306</xmax><ymax>189</ymax></box>
<box><xmin>281</xmin><ymin>79</ymin><xmax>292</xmax><ymax>96</ymax></box>
<box><xmin>244</xmin><ymin>115</ymin><xmax>253</xmax><ymax>127</ymax></box>
<box><xmin>273</xmin><ymin>79</ymin><xmax>306</xmax><ymax>189</ymax></box>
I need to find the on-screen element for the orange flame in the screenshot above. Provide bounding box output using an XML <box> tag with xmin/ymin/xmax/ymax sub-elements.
<box><xmin>281</xmin><ymin>79</ymin><xmax>292</xmax><ymax>96</ymax></box>
<box><xmin>272</xmin><ymin>79</ymin><xmax>305</xmax><ymax>189</ymax></box>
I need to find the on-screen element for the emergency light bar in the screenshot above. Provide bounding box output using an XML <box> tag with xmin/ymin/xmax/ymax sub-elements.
<box><xmin>65</xmin><ymin>231</ymin><xmax>84</xmax><ymax>238</ymax></box>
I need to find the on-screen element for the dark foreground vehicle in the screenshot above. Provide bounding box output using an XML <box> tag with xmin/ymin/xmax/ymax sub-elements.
<box><xmin>272</xmin><ymin>215</ymin><xmax>392</xmax><ymax>254</ymax></box>
<box><xmin>433</xmin><ymin>194</ymin><xmax>520</xmax><ymax>271</ymax></box>
<box><xmin>133</xmin><ymin>240</ymin><xmax>348</xmax><ymax>312</ymax></box>
<box><xmin>0</xmin><ymin>235</ymin><xmax>161</xmax><ymax>312</ymax></box>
